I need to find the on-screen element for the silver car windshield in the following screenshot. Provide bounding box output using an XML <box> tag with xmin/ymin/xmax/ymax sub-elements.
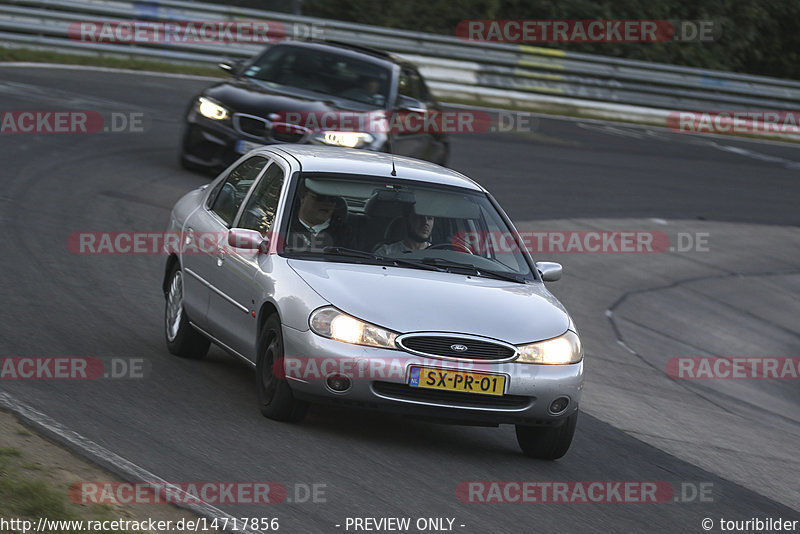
<box><xmin>282</xmin><ymin>174</ymin><xmax>535</xmax><ymax>281</ymax></box>
<box><xmin>243</xmin><ymin>46</ymin><xmax>391</xmax><ymax>108</ymax></box>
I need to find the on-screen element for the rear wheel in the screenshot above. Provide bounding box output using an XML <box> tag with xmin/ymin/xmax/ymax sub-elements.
<box><xmin>256</xmin><ymin>315</ymin><xmax>308</xmax><ymax>422</ymax></box>
<box><xmin>164</xmin><ymin>265</ymin><xmax>209</xmax><ymax>359</ymax></box>
<box><xmin>516</xmin><ymin>411</ymin><xmax>578</xmax><ymax>460</ymax></box>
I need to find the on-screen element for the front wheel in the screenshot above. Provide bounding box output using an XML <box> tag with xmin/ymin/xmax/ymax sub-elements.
<box><xmin>516</xmin><ymin>411</ymin><xmax>578</xmax><ymax>460</ymax></box>
<box><xmin>256</xmin><ymin>315</ymin><xmax>308</xmax><ymax>422</ymax></box>
<box><xmin>164</xmin><ymin>265</ymin><xmax>209</xmax><ymax>359</ymax></box>
<box><xmin>435</xmin><ymin>142</ymin><xmax>450</xmax><ymax>167</ymax></box>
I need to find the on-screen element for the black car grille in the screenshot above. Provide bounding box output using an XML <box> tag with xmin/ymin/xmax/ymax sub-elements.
<box><xmin>398</xmin><ymin>335</ymin><xmax>516</xmax><ymax>360</ymax></box>
<box><xmin>373</xmin><ymin>382</ymin><xmax>531</xmax><ymax>409</ymax></box>
<box><xmin>233</xmin><ymin>114</ymin><xmax>307</xmax><ymax>143</ymax></box>
<box><xmin>271</xmin><ymin>128</ymin><xmax>305</xmax><ymax>143</ymax></box>
<box><xmin>235</xmin><ymin>114</ymin><xmax>269</xmax><ymax>138</ymax></box>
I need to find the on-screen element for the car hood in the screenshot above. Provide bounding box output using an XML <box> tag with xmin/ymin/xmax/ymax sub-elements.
<box><xmin>203</xmin><ymin>78</ymin><xmax>377</xmax><ymax>117</ymax></box>
<box><xmin>287</xmin><ymin>260</ymin><xmax>571</xmax><ymax>345</ymax></box>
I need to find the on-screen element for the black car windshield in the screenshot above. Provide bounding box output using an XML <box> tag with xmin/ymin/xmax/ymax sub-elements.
<box><xmin>281</xmin><ymin>174</ymin><xmax>535</xmax><ymax>282</ymax></box>
<box><xmin>243</xmin><ymin>46</ymin><xmax>392</xmax><ymax>108</ymax></box>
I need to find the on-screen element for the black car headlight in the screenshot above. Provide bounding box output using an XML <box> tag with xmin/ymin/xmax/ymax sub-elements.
<box><xmin>196</xmin><ymin>97</ymin><xmax>230</xmax><ymax>121</ymax></box>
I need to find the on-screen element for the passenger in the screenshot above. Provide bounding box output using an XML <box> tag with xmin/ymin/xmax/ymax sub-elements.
<box><xmin>287</xmin><ymin>184</ymin><xmax>349</xmax><ymax>251</ymax></box>
<box><xmin>374</xmin><ymin>210</ymin><xmax>434</xmax><ymax>255</ymax></box>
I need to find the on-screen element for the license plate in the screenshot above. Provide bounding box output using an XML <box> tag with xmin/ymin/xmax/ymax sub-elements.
<box><xmin>409</xmin><ymin>366</ymin><xmax>506</xmax><ymax>396</ymax></box>
<box><xmin>235</xmin><ymin>140</ymin><xmax>266</xmax><ymax>154</ymax></box>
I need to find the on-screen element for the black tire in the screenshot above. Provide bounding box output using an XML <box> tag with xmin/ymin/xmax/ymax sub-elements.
<box><xmin>516</xmin><ymin>411</ymin><xmax>578</xmax><ymax>460</ymax></box>
<box><xmin>179</xmin><ymin>125</ymin><xmax>211</xmax><ymax>174</ymax></box>
<box><xmin>436</xmin><ymin>142</ymin><xmax>450</xmax><ymax>167</ymax></box>
<box><xmin>179</xmin><ymin>145</ymin><xmax>209</xmax><ymax>174</ymax></box>
<box><xmin>179</xmin><ymin>152</ymin><xmax>201</xmax><ymax>172</ymax></box>
<box><xmin>179</xmin><ymin>127</ymin><xmax>199</xmax><ymax>171</ymax></box>
<box><xmin>164</xmin><ymin>265</ymin><xmax>210</xmax><ymax>359</ymax></box>
<box><xmin>256</xmin><ymin>315</ymin><xmax>308</xmax><ymax>422</ymax></box>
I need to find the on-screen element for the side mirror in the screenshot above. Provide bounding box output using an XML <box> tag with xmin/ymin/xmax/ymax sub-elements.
<box><xmin>228</xmin><ymin>229</ymin><xmax>269</xmax><ymax>253</ymax></box>
<box><xmin>536</xmin><ymin>261</ymin><xmax>562</xmax><ymax>282</ymax></box>
<box><xmin>394</xmin><ymin>95</ymin><xmax>427</xmax><ymax>113</ymax></box>
<box><xmin>219</xmin><ymin>59</ymin><xmax>245</xmax><ymax>76</ymax></box>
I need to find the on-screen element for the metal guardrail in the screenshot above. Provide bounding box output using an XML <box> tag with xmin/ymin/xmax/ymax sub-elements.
<box><xmin>2</xmin><ymin>0</ymin><xmax>800</xmax><ymax>114</ymax></box>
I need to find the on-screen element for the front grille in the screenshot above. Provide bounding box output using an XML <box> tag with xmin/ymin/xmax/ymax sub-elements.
<box><xmin>234</xmin><ymin>114</ymin><xmax>269</xmax><ymax>138</ymax></box>
<box><xmin>398</xmin><ymin>335</ymin><xmax>516</xmax><ymax>360</ymax></box>
<box><xmin>373</xmin><ymin>381</ymin><xmax>531</xmax><ymax>409</ymax></box>
<box><xmin>271</xmin><ymin>129</ymin><xmax>305</xmax><ymax>143</ymax></box>
<box><xmin>234</xmin><ymin>114</ymin><xmax>308</xmax><ymax>143</ymax></box>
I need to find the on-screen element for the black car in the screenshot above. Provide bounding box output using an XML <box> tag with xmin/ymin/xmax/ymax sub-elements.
<box><xmin>180</xmin><ymin>40</ymin><xmax>449</xmax><ymax>173</ymax></box>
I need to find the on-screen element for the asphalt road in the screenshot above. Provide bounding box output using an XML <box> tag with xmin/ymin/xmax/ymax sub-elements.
<box><xmin>1</xmin><ymin>65</ymin><xmax>798</xmax><ymax>534</ymax></box>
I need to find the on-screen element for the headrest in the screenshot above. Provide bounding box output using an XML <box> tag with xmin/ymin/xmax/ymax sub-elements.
<box><xmin>364</xmin><ymin>188</ymin><xmax>415</xmax><ymax>218</ymax></box>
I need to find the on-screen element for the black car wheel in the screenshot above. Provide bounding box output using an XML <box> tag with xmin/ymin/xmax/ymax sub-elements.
<box><xmin>436</xmin><ymin>141</ymin><xmax>450</xmax><ymax>167</ymax></box>
<box><xmin>256</xmin><ymin>315</ymin><xmax>308</xmax><ymax>422</ymax></box>
<box><xmin>179</xmin><ymin>126</ymin><xmax>207</xmax><ymax>173</ymax></box>
<box><xmin>515</xmin><ymin>411</ymin><xmax>578</xmax><ymax>460</ymax></box>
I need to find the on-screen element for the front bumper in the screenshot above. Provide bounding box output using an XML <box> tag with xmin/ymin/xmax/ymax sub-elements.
<box><xmin>282</xmin><ymin>326</ymin><xmax>584</xmax><ymax>426</ymax></box>
<box><xmin>181</xmin><ymin>111</ymin><xmax>258</xmax><ymax>171</ymax></box>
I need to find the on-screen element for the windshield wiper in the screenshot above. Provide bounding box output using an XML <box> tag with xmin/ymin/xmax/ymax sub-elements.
<box><xmin>476</xmin><ymin>269</ymin><xmax>527</xmax><ymax>283</ymax></box>
<box><xmin>420</xmin><ymin>257</ymin><xmax>525</xmax><ymax>283</ymax></box>
<box><xmin>321</xmin><ymin>247</ymin><xmax>446</xmax><ymax>272</ymax></box>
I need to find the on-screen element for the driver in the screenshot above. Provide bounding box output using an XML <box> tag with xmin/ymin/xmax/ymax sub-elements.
<box><xmin>342</xmin><ymin>75</ymin><xmax>383</xmax><ymax>104</ymax></box>
<box><xmin>374</xmin><ymin>209</ymin><xmax>434</xmax><ymax>255</ymax></box>
<box><xmin>360</xmin><ymin>75</ymin><xmax>381</xmax><ymax>95</ymax></box>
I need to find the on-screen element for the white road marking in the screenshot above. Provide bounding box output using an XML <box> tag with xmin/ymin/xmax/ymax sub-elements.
<box><xmin>712</xmin><ymin>143</ymin><xmax>800</xmax><ymax>169</ymax></box>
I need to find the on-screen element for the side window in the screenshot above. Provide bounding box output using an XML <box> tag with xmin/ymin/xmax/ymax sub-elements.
<box><xmin>398</xmin><ymin>68</ymin><xmax>424</xmax><ymax>101</ymax></box>
<box><xmin>418</xmin><ymin>75</ymin><xmax>433</xmax><ymax>103</ymax></box>
<box><xmin>209</xmin><ymin>156</ymin><xmax>268</xmax><ymax>225</ymax></box>
<box><xmin>206</xmin><ymin>180</ymin><xmax>224</xmax><ymax>209</ymax></box>
<box><xmin>238</xmin><ymin>162</ymin><xmax>286</xmax><ymax>235</ymax></box>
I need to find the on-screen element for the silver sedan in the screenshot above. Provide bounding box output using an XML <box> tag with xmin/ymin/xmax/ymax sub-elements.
<box><xmin>163</xmin><ymin>145</ymin><xmax>583</xmax><ymax>459</ymax></box>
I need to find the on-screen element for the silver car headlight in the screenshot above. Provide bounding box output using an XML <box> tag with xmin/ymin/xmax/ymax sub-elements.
<box><xmin>311</xmin><ymin>131</ymin><xmax>374</xmax><ymax>148</ymax></box>
<box><xmin>309</xmin><ymin>307</ymin><xmax>397</xmax><ymax>349</ymax></box>
<box><xmin>516</xmin><ymin>330</ymin><xmax>583</xmax><ymax>364</ymax></box>
<box><xmin>197</xmin><ymin>97</ymin><xmax>230</xmax><ymax>121</ymax></box>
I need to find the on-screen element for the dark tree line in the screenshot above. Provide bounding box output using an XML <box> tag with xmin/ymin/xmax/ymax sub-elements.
<box><xmin>215</xmin><ymin>0</ymin><xmax>800</xmax><ymax>80</ymax></box>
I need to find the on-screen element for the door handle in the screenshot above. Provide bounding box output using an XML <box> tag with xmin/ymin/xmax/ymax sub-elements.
<box><xmin>216</xmin><ymin>234</ymin><xmax>227</xmax><ymax>266</ymax></box>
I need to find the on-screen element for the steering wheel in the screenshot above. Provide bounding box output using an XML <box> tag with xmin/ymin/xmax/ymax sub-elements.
<box><xmin>428</xmin><ymin>241</ymin><xmax>474</xmax><ymax>254</ymax></box>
